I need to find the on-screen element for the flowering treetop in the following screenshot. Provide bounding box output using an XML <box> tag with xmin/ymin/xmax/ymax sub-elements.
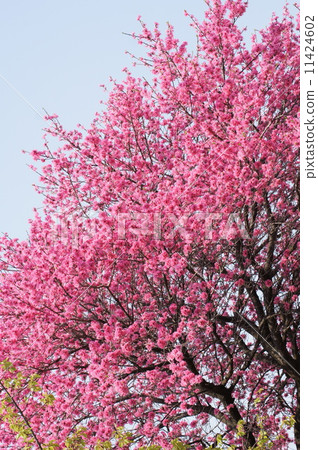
<box><xmin>0</xmin><ymin>1</ymin><xmax>299</xmax><ymax>449</ymax></box>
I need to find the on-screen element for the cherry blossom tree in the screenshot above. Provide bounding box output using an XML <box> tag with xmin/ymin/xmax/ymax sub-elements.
<box><xmin>0</xmin><ymin>0</ymin><xmax>299</xmax><ymax>448</ymax></box>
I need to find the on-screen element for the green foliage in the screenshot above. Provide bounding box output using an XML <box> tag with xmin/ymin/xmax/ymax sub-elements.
<box><xmin>171</xmin><ymin>439</ymin><xmax>189</xmax><ymax>450</ymax></box>
<box><xmin>281</xmin><ymin>416</ymin><xmax>295</xmax><ymax>428</ymax></box>
<box><xmin>237</xmin><ymin>419</ymin><xmax>246</xmax><ymax>438</ymax></box>
<box><xmin>42</xmin><ymin>441</ymin><xmax>60</xmax><ymax>450</ymax></box>
<box><xmin>0</xmin><ymin>359</ymin><xmax>297</xmax><ymax>450</ymax></box>
<box><xmin>41</xmin><ymin>393</ymin><xmax>55</xmax><ymax>405</ymax></box>
<box><xmin>94</xmin><ymin>440</ymin><xmax>113</xmax><ymax>450</ymax></box>
<box><xmin>254</xmin><ymin>430</ymin><xmax>273</xmax><ymax>449</ymax></box>
<box><xmin>28</xmin><ymin>373</ymin><xmax>42</xmax><ymax>392</ymax></box>
<box><xmin>112</xmin><ymin>426</ymin><xmax>134</xmax><ymax>447</ymax></box>
<box><xmin>0</xmin><ymin>398</ymin><xmax>34</xmax><ymax>445</ymax></box>
<box><xmin>65</xmin><ymin>427</ymin><xmax>88</xmax><ymax>449</ymax></box>
<box><xmin>211</xmin><ymin>434</ymin><xmax>235</xmax><ymax>450</ymax></box>
<box><xmin>0</xmin><ymin>359</ymin><xmax>17</xmax><ymax>373</ymax></box>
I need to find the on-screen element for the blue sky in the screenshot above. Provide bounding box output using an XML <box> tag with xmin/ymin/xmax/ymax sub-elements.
<box><xmin>0</xmin><ymin>0</ymin><xmax>288</xmax><ymax>239</ymax></box>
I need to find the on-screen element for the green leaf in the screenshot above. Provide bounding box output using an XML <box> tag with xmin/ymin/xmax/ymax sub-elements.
<box><xmin>171</xmin><ymin>439</ymin><xmax>189</xmax><ymax>450</ymax></box>
<box><xmin>1</xmin><ymin>359</ymin><xmax>17</xmax><ymax>372</ymax></box>
<box><xmin>41</xmin><ymin>393</ymin><xmax>55</xmax><ymax>405</ymax></box>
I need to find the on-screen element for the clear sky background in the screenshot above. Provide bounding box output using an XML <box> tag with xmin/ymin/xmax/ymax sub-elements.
<box><xmin>0</xmin><ymin>0</ymin><xmax>288</xmax><ymax>239</ymax></box>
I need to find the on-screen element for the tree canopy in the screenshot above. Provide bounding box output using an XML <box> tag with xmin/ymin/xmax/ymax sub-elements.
<box><xmin>0</xmin><ymin>0</ymin><xmax>299</xmax><ymax>448</ymax></box>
